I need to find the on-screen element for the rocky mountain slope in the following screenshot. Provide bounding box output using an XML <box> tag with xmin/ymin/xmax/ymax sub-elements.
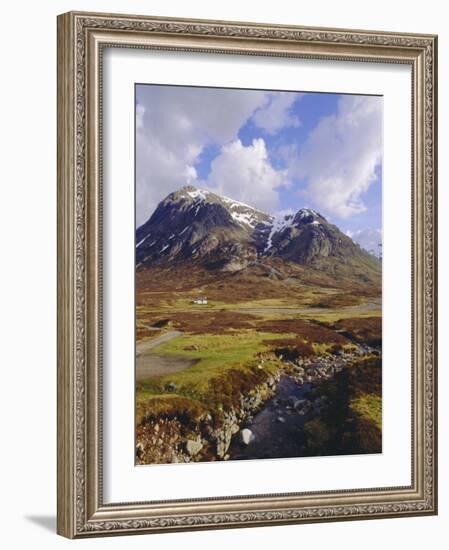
<box><xmin>136</xmin><ymin>186</ymin><xmax>381</xmax><ymax>282</ymax></box>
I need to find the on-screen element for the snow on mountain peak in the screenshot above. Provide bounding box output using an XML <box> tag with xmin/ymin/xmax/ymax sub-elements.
<box><xmin>175</xmin><ymin>186</ymin><xmax>272</xmax><ymax>229</ymax></box>
<box><xmin>140</xmin><ymin>186</ymin><xmax>334</xmax><ymax>257</ymax></box>
<box><xmin>220</xmin><ymin>194</ymin><xmax>262</xmax><ymax>213</ymax></box>
<box><xmin>185</xmin><ymin>188</ymin><xmax>210</xmax><ymax>201</ymax></box>
<box><xmin>264</xmin><ymin>213</ymin><xmax>295</xmax><ymax>252</ymax></box>
<box><xmin>297</xmin><ymin>207</ymin><xmax>320</xmax><ymax>220</ymax></box>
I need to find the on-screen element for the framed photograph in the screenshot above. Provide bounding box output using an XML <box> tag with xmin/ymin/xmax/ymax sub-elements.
<box><xmin>57</xmin><ymin>11</ymin><xmax>438</xmax><ymax>538</ymax></box>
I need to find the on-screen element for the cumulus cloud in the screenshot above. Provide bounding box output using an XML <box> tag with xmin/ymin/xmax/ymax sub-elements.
<box><xmin>252</xmin><ymin>92</ymin><xmax>301</xmax><ymax>134</ymax></box>
<box><xmin>292</xmin><ymin>95</ymin><xmax>382</xmax><ymax>219</ymax></box>
<box><xmin>135</xmin><ymin>86</ymin><xmax>308</xmax><ymax>224</ymax></box>
<box><xmin>136</xmin><ymin>85</ymin><xmax>269</xmax><ymax>224</ymax></box>
<box><xmin>136</xmin><ymin>86</ymin><xmax>382</xmax><ymax>229</ymax></box>
<box><xmin>205</xmin><ymin>139</ymin><xmax>286</xmax><ymax>212</ymax></box>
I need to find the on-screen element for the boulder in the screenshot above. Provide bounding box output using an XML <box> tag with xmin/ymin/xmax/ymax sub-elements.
<box><xmin>240</xmin><ymin>428</ymin><xmax>254</xmax><ymax>445</ymax></box>
<box><xmin>186</xmin><ymin>438</ymin><xmax>203</xmax><ymax>456</ymax></box>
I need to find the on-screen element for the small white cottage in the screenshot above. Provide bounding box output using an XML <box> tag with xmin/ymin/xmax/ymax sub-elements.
<box><xmin>192</xmin><ymin>297</ymin><xmax>208</xmax><ymax>305</ymax></box>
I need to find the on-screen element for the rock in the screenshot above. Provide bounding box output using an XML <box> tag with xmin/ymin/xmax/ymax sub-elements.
<box><xmin>216</xmin><ymin>426</ymin><xmax>234</xmax><ymax>457</ymax></box>
<box><xmin>230</xmin><ymin>423</ymin><xmax>240</xmax><ymax>435</ymax></box>
<box><xmin>240</xmin><ymin>428</ymin><xmax>254</xmax><ymax>445</ymax></box>
<box><xmin>286</xmin><ymin>396</ymin><xmax>298</xmax><ymax>407</ymax></box>
<box><xmin>294</xmin><ymin>399</ymin><xmax>312</xmax><ymax>415</ymax></box>
<box><xmin>165</xmin><ymin>381</ymin><xmax>177</xmax><ymax>392</ymax></box>
<box><xmin>186</xmin><ymin>438</ymin><xmax>203</xmax><ymax>456</ymax></box>
<box><xmin>222</xmin><ymin>258</ymin><xmax>249</xmax><ymax>272</ymax></box>
<box><xmin>276</xmin><ymin>416</ymin><xmax>286</xmax><ymax>423</ymax></box>
<box><xmin>203</xmin><ymin>424</ymin><xmax>213</xmax><ymax>436</ymax></box>
<box><xmin>216</xmin><ymin>441</ymin><xmax>227</xmax><ymax>458</ymax></box>
<box><xmin>136</xmin><ymin>442</ymin><xmax>144</xmax><ymax>458</ymax></box>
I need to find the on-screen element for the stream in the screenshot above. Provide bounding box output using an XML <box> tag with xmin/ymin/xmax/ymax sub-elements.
<box><xmin>228</xmin><ymin>375</ymin><xmax>318</xmax><ymax>460</ymax></box>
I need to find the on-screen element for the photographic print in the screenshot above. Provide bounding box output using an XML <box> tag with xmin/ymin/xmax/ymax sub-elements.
<box><xmin>135</xmin><ymin>84</ymin><xmax>383</xmax><ymax>465</ymax></box>
<box><xmin>57</xmin><ymin>13</ymin><xmax>437</xmax><ymax>536</ymax></box>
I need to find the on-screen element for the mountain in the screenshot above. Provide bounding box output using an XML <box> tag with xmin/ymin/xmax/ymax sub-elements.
<box><xmin>136</xmin><ymin>186</ymin><xmax>272</xmax><ymax>272</ymax></box>
<box><xmin>136</xmin><ymin>186</ymin><xmax>381</xmax><ymax>282</ymax></box>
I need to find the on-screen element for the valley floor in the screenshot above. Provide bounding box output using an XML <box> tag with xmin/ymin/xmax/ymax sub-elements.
<box><xmin>135</xmin><ymin>265</ymin><xmax>382</xmax><ymax>465</ymax></box>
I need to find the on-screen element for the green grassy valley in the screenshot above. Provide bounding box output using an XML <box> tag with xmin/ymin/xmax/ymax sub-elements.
<box><xmin>135</xmin><ymin>262</ymin><xmax>382</xmax><ymax>464</ymax></box>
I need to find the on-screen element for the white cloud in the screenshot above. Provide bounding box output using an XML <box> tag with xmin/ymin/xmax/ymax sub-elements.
<box><xmin>252</xmin><ymin>92</ymin><xmax>301</xmax><ymax>134</ymax></box>
<box><xmin>136</xmin><ymin>86</ymin><xmax>269</xmax><ymax>224</ymax></box>
<box><xmin>205</xmin><ymin>139</ymin><xmax>286</xmax><ymax>212</ymax></box>
<box><xmin>347</xmin><ymin>227</ymin><xmax>382</xmax><ymax>257</ymax></box>
<box><xmin>136</xmin><ymin>104</ymin><xmax>145</xmax><ymax>130</ymax></box>
<box><xmin>292</xmin><ymin>95</ymin><xmax>382</xmax><ymax>219</ymax></box>
<box><xmin>135</xmin><ymin>87</ymin><xmax>307</xmax><ymax>224</ymax></box>
<box><xmin>136</xmin><ymin>126</ymin><xmax>187</xmax><ymax>226</ymax></box>
<box><xmin>183</xmin><ymin>165</ymin><xmax>197</xmax><ymax>183</ymax></box>
<box><xmin>136</xmin><ymin>87</ymin><xmax>381</xmax><ymax>227</ymax></box>
<box><xmin>274</xmin><ymin>208</ymin><xmax>295</xmax><ymax>218</ymax></box>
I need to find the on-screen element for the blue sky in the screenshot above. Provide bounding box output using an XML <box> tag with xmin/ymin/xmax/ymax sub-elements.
<box><xmin>136</xmin><ymin>84</ymin><xmax>382</xmax><ymax>252</ymax></box>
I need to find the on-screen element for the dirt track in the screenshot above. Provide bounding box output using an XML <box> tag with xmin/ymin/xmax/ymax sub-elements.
<box><xmin>136</xmin><ymin>330</ymin><xmax>182</xmax><ymax>355</ymax></box>
<box><xmin>136</xmin><ymin>330</ymin><xmax>194</xmax><ymax>381</ymax></box>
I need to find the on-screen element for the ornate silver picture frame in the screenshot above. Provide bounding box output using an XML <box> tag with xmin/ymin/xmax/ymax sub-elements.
<box><xmin>57</xmin><ymin>11</ymin><xmax>437</xmax><ymax>538</ymax></box>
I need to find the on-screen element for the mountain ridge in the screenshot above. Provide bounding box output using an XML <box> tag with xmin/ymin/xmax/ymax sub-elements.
<box><xmin>136</xmin><ymin>186</ymin><xmax>381</xmax><ymax>283</ymax></box>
